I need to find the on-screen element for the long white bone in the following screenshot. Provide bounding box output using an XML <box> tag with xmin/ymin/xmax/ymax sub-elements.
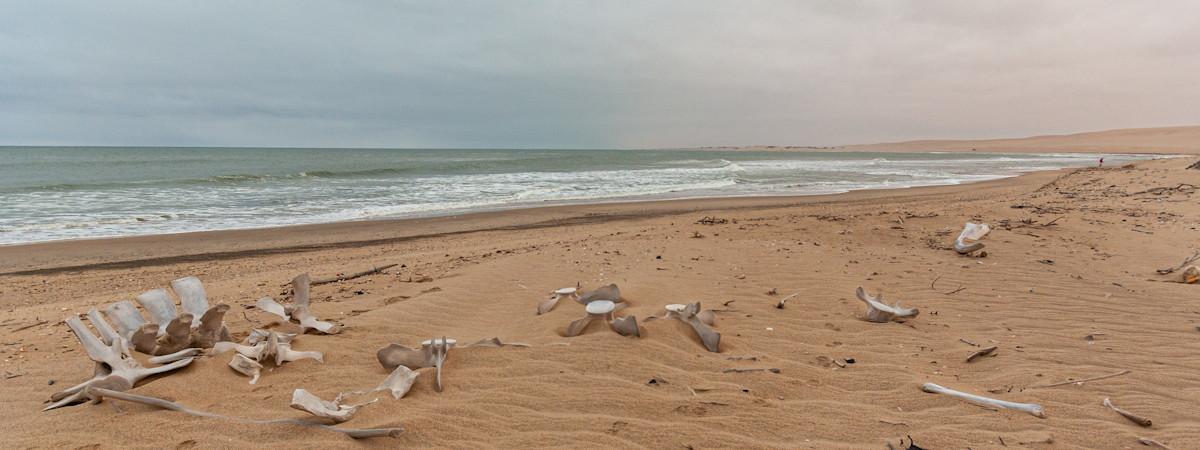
<box><xmin>856</xmin><ymin>287</ymin><xmax>920</xmax><ymax>323</ymax></box>
<box><xmin>922</xmin><ymin>382</ymin><xmax>1045</xmax><ymax>418</ymax></box>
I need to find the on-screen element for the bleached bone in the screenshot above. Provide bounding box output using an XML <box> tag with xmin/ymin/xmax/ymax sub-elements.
<box><xmin>922</xmin><ymin>382</ymin><xmax>1045</xmax><ymax>418</ymax></box>
<box><xmin>645</xmin><ymin>302</ymin><xmax>720</xmax><ymax>352</ymax></box>
<box><xmin>213</xmin><ymin>330</ymin><xmax>322</xmax><ymax>383</ymax></box>
<box><xmin>170</xmin><ymin>276</ymin><xmax>209</xmax><ymax>327</ymax></box>
<box><xmin>86</xmin><ymin>387</ymin><xmax>403</xmax><ymax>439</ymax></box>
<box><xmin>464</xmin><ymin>337</ymin><xmax>531</xmax><ymax>348</ymax></box>
<box><xmin>856</xmin><ymin>287</ymin><xmax>920</xmax><ymax>323</ymax></box>
<box><xmin>377</xmin><ymin>337</ymin><xmax>453</xmax><ymax>392</ymax></box>
<box><xmin>577</xmin><ymin>284</ymin><xmax>621</xmax><ymax>304</ymax></box>
<box><xmin>1182</xmin><ymin>265</ymin><xmax>1199</xmax><ymax>284</ymax></box>
<box><xmin>86</xmin><ymin>308</ymin><xmax>121</xmax><ymax>345</ymax></box>
<box><xmin>291</xmin><ymin>389</ymin><xmax>362</xmax><ymax>423</ymax></box>
<box><xmin>149</xmin><ymin>348</ymin><xmax>203</xmax><ymax>364</ymax></box>
<box><xmin>104</xmin><ymin>301</ymin><xmax>146</xmax><ymax>338</ymax></box>
<box><xmin>136</xmin><ymin>288</ymin><xmax>178</xmax><ymax>333</ymax></box>
<box><xmin>538</xmin><ymin>286</ymin><xmax>580</xmax><ymax>315</ymax></box>
<box><xmin>375</xmin><ymin>366</ymin><xmax>419</xmax><ymax>399</ymax></box>
<box><xmin>1103</xmin><ymin>397</ymin><xmax>1152</xmax><ymax>427</ymax></box>
<box><xmin>44</xmin><ymin>315</ymin><xmax>196</xmax><ymax>411</ymax></box>
<box><xmin>257</xmin><ymin>274</ymin><xmax>341</xmax><ymax>334</ymax></box>
<box><xmin>228</xmin><ymin>353</ymin><xmax>263</xmax><ymax>384</ymax></box>
<box><xmin>954</xmin><ymin>222</ymin><xmax>991</xmax><ymax>254</ymax></box>
<box><xmin>564</xmin><ymin>300</ymin><xmax>640</xmax><ymax>337</ymax></box>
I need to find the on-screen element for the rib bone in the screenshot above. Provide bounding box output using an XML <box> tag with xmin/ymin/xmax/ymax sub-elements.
<box><xmin>44</xmin><ymin>315</ymin><xmax>195</xmax><ymax>411</ymax></box>
<box><xmin>856</xmin><ymin>287</ymin><xmax>920</xmax><ymax>323</ymax></box>
<box><xmin>1103</xmin><ymin>397</ymin><xmax>1152</xmax><ymax>427</ymax></box>
<box><xmin>954</xmin><ymin>222</ymin><xmax>991</xmax><ymax>254</ymax></box>
<box><xmin>922</xmin><ymin>382</ymin><xmax>1045</xmax><ymax>418</ymax></box>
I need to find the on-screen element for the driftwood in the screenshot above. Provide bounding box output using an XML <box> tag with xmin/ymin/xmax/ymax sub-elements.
<box><xmin>645</xmin><ymin>303</ymin><xmax>720</xmax><ymax>352</ymax></box>
<box><xmin>1027</xmin><ymin>369</ymin><xmax>1130</xmax><ymax>389</ymax></box>
<box><xmin>311</xmin><ymin>264</ymin><xmax>398</xmax><ymax>286</ymax></box>
<box><xmin>257</xmin><ymin>273</ymin><xmax>341</xmax><ymax>334</ymax></box>
<box><xmin>87</xmin><ymin>387</ymin><xmax>402</xmax><ymax>439</ymax></box>
<box><xmin>856</xmin><ymin>287</ymin><xmax>919</xmax><ymax>323</ymax></box>
<box><xmin>966</xmin><ymin>346</ymin><xmax>998</xmax><ymax>362</ymax></box>
<box><xmin>954</xmin><ymin>222</ymin><xmax>991</xmax><ymax>254</ymax></box>
<box><xmin>1103</xmin><ymin>397</ymin><xmax>1152</xmax><ymax>427</ymax></box>
<box><xmin>44</xmin><ymin>315</ymin><xmax>196</xmax><ymax>411</ymax></box>
<box><xmin>922</xmin><ymin>382</ymin><xmax>1045</xmax><ymax>418</ymax></box>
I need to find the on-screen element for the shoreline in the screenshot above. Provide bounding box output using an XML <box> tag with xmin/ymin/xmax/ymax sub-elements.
<box><xmin>0</xmin><ymin>163</ymin><xmax>1074</xmax><ymax>274</ymax></box>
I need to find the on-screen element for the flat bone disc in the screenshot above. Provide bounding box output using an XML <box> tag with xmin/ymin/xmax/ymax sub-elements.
<box><xmin>555</xmin><ymin>287</ymin><xmax>578</xmax><ymax>295</ymax></box>
<box><xmin>586</xmin><ymin>300</ymin><xmax>616</xmax><ymax>314</ymax></box>
<box><xmin>664</xmin><ymin>304</ymin><xmax>686</xmax><ymax>312</ymax></box>
<box><xmin>422</xmin><ymin>338</ymin><xmax>457</xmax><ymax>347</ymax></box>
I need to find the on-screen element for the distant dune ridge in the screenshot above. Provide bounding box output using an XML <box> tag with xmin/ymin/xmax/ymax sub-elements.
<box><xmin>730</xmin><ymin>125</ymin><xmax>1200</xmax><ymax>154</ymax></box>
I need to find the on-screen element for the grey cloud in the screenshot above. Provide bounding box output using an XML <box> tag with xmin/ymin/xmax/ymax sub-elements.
<box><xmin>1</xmin><ymin>0</ymin><xmax>1198</xmax><ymax>148</ymax></box>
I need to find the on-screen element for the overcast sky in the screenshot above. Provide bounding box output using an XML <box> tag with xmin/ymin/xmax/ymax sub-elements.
<box><xmin>2</xmin><ymin>1</ymin><xmax>1198</xmax><ymax>148</ymax></box>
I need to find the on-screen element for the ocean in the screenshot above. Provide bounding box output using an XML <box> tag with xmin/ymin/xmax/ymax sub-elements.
<box><xmin>0</xmin><ymin>147</ymin><xmax>1149</xmax><ymax>245</ymax></box>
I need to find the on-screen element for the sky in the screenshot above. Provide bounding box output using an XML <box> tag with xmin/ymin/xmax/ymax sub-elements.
<box><xmin>1</xmin><ymin>1</ymin><xmax>1198</xmax><ymax>148</ymax></box>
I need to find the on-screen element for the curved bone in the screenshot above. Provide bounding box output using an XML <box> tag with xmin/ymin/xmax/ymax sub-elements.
<box><xmin>565</xmin><ymin>315</ymin><xmax>597</xmax><ymax>337</ymax></box>
<box><xmin>136</xmin><ymin>288</ymin><xmax>178</xmax><ymax>331</ymax></box>
<box><xmin>268</xmin><ymin>330</ymin><xmax>323</xmax><ymax>365</ymax></box>
<box><xmin>578</xmin><ymin>284</ymin><xmax>620</xmax><ymax>304</ymax></box>
<box><xmin>264</xmin><ymin>274</ymin><xmax>341</xmax><ymax>334</ymax></box>
<box><xmin>922</xmin><ymin>382</ymin><xmax>1045</xmax><ymax>418</ymax></box>
<box><xmin>212</xmin><ymin>341</ymin><xmax>267</xmax><ymax>361</ymax></box>
<box><xmin>1103</xmin><ymin>397</ymin><xmax>1152</xmax><ymax>427</ymax></box>
<box><xmin>104</xmin><ymin>301</ymin><xmax>146</xmax><ymax>338</ymax></box>
<box><xmin>149</xmin><ymin>348</ymin><xmax>202</xmax><ymax>365</ymax></box>
<box><xmin>954</xmin><ymin>222</ymin><xmax>991</xmax><ymax>254</ymax></box>
<box><xmin>291</xmin><ymin>389</ymin><xmax>360</xmax><ymax>423</ymax></box>
<box><xmin>229</xmin><ymin>354</ymin><xmax>263</xmax><ymax>384</ymax></box>
<box><xmin>856</xmin><ymin>287</ymin><xmax>919</xmax><ymax>323</ymax></box>
<box><xmin>538</xmin><ymin>287</ymin><xmax>579</xmax><ymax>315</ymax></box>
<box><xmin>464</xmin><ymin>337</ymin><xmax>530</xmax><ymax>348</ymax></box>
<box><xmin>45</xmin><ymin>315</ymin><xmax>195</xmax><ymax>410</ymax></box>
<box><xmin>87</xmin><ymin>387</ymin><xmax>403</xmax><ymax>439</ymax></box>
<box><xmin>376</xmin><ymin>337</ymin><xmax>452</xmax><ymax>392</ymax></box>
<box><xmin>86</xmin><ymin>308</ymin><xmax>121</xmax><ymax>345</ymax></box>
<box><xmin>170</xmin><ymin>276</ymin><xmax>209</xmax><ymax>327</ymax></box>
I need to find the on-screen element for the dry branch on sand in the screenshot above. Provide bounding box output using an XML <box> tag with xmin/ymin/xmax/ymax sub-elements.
<box><xmin>856</xmin><ymin>287</ymin><xmax>919</xmax><ymax>323</ymax></box>
<box><xmin>44</xmin><ymin>315</ymin><xmax>197</xmax><ymax>410</ymax></box>
<box><xmin>922</xmin><ymin>382</ymin><xmax>1045</xmax><ymax>418</ymax></box>
<box><xmin>1027</xmin><ymin>369</ymin><xmax>1130</xmax><ymax>389</ymax></box>
<box><xmin>87</xmin><ymin>387</ymin><xmax>403</xmax><ymax>439</ymax></box>
<box><xmin>257</xmin><ymin>273</ymin><xmax>342</xmax><ymax>334</ymax></box>
<box><xmin>645</xmin><ymin>303</ymin><xmax>720</xmax><ymax>352</ymax></box>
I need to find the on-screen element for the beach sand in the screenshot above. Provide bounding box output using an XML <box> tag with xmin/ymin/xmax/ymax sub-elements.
<box><xmin>2</xmin><ymin>154</ymin><xmax>1199</xmax><ymax>449</ymax></box>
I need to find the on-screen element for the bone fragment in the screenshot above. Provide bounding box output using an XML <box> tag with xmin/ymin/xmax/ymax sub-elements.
<box><xmin>856</xmin><ymin>287</ymin><xmax>919</xmax><ymax>323</ymax></box>
<box><xmin>229</xmin><ymin>354</ymin><xmax>263</xmax><ymax>384</ymax></box>
<box><xmin>966</xmin><ymin>346</ymin><xmax>998</xmax><ymax>362</ymax></box>
<box><xmin>954</xmin><ymin>222</ymin><xmax>990</xmax><ymax>254</ymax></box>
<box><xmin>922</xmin><ymin>382</ymin><xmax>1045</xmax><ymax>418</ymax></box>
<box><xmin>291</xmin><ymin>389</ymin><xmax>361</xmax><ymax>423</ymax></box>
<box><xmin>1103</xmin><ymin>397</ymin><xmax>1152</xmax><ymax>427</ymax></box>
<box><xmin>170</xmin><ymin>276</ymin><xmax>209</xmax><ymax>327</ymax></box>
<box><xmin>538</xmin><ymin>286</ymin><xmax>579</xmax><ymax>315</ymax></box>
<box><xmin>136</xmin><ymin>288</ymin><xmax>178</xmax><ymax>331</ymax></box>
<box><xmin>577</xmin><ymin>284</ymin><xmax>620</xmax><ymax>304</ymax></box>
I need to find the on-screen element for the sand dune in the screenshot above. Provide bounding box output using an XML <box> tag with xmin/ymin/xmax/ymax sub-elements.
<box><xmin>2</xmin><ymin>156</ymin><xmax>1200</xmax><ymax>448</ymax></box>
<box><xmin>843</xmin><ymin>125</ymin><xmax>1200</xmax><ymax>154</ymax></box>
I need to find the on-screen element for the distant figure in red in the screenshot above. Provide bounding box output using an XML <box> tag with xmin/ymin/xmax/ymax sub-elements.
<box><xmin>1099</xmin><ymin>157</ymin><xmax>1104</xmax><ymax>167</ymax></box>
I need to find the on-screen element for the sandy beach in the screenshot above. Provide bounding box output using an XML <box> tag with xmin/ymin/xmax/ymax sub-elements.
<box><xmin>2</xmin><ymin>147</ymin><xmax>1198</xmax><ymax>448</ymax></box>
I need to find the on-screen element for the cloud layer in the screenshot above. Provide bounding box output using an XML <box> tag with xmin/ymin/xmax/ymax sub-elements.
<box><xmin>2</xmin><ymin>1</ymin><xmax>1198</xmax><ymax>148</ymax></box>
